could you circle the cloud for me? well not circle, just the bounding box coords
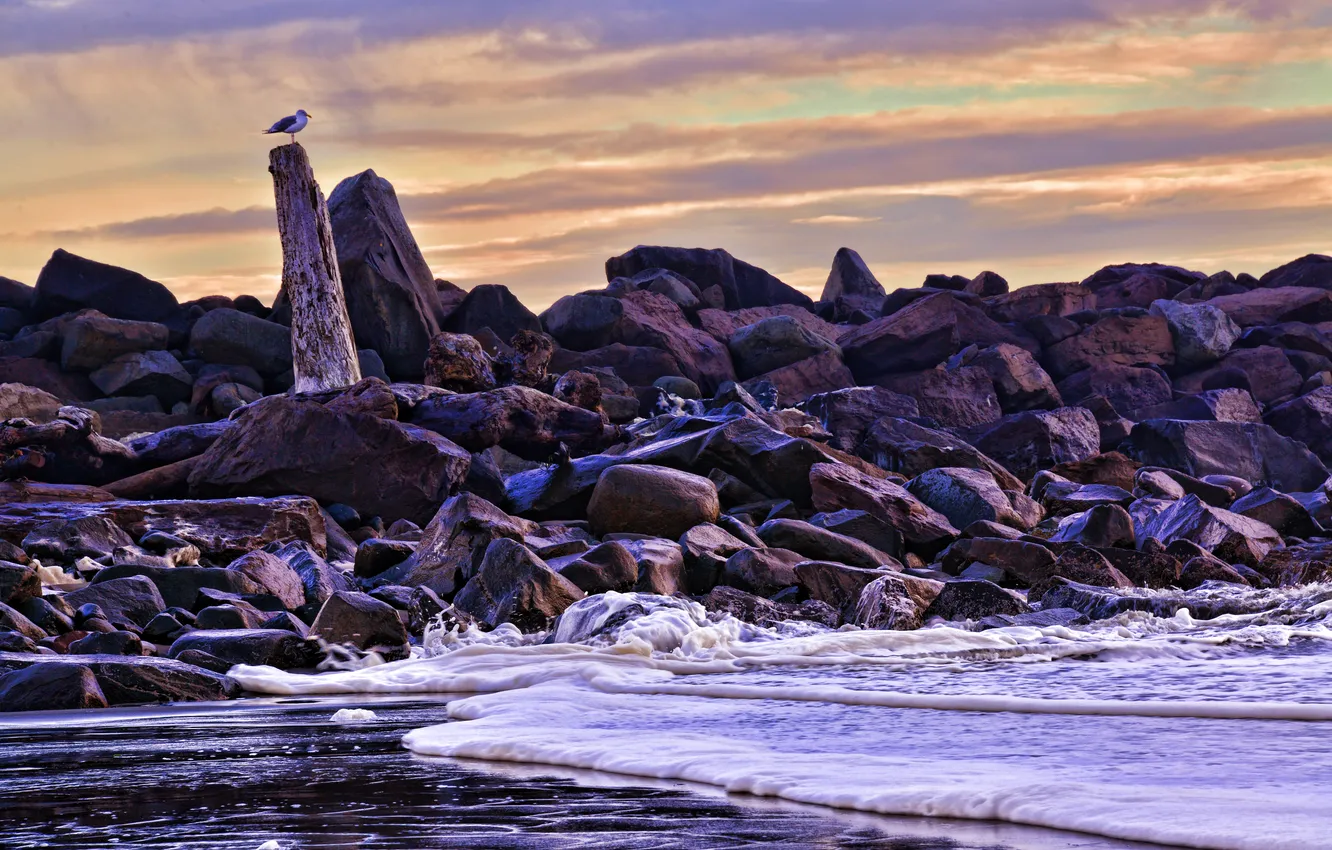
[46,206,274,240]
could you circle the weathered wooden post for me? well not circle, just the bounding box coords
[268,143,361,393]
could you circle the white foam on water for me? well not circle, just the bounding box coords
[230,589,1332,850]
[329,708,377,723]
[404,682,1331,850]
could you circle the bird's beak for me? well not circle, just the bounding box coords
[306,112,314,118]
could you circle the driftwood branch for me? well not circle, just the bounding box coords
[269,143,362,393]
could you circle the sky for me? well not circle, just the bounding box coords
[2,1,1332,311]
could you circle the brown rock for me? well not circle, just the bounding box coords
[1045,315,1175,379]
[587,465,720,540]
[423,332,495,392]
[809,462,958,556]
[878,365,1001,429]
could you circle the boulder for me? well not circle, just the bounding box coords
[618,537,688,596]
[741,349,854,406]
[0,562,39,607]
[1057,364,1173,417]
[984,281,1094,323]
[721,547,804,596]
[441,284,541,342]
[756,518,899,570]
[189,384,470,526]
[809,462,959,556]
[167,629,322,669]
[66,630,143,656]
[22,514,135,561]
[1044,314,1174,379]
[1265,386,1332,463]
[541,293,629,351]
[1130,389,1262,423]
[1049,504,1135,548]
[727,315,839,379]
[678,523,751,593]
[325,169,444,378]
[0,601,46,641]
[271,540,354,608]
[422,332,495,392]
[226,550,305,610]
[972,407,1100,480]
[548,344,682,388]
[1135,494,1283,562]
[1230,488,1321,538]
[557,541,639,594]
[188,308,292,377]
[0,383,62,422]
[1258,254,1332,290]
[822,247,887,316]
[940,536,1056,585]
[0,663,108,711]
[587,465,719,540]
[0,496,327,564]
[1149,299,1239,369]
[0,357,99,401]
[859,418,1021,491]
[701,585,840,629]
[1027,546,1134,602]
[65,576,165,630]
[969,344,1062,412]
[803,386,919,453]
[353,538,417,579]
[1126,420,1328,493]
[1204,287,1332,327]
[310,591,411,657]
[410,385,615,461]
[1172,347,1302,406]
[1084,262,1205,291]
[606,245,812,310]
[923,580,1029,622]
[906,468,1024,531]
[850,573,943,630]
[90,564,264,611]
[1096,545,1181,589]
[32,249,178,322]
[451,538,583,631]
[375,493,537,597]
[60,314,171,372]
[698,305,840,346]
[839,293,1027,382]
[877,366,1001,429]
[1087,273,1181,309]
[0,276,34,312]
[1048,452,1140,491]
[89,351,193,406]
[795,560,916,618]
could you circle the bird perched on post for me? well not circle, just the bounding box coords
[263,109,311,143]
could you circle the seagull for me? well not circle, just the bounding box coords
[262,109,311,143]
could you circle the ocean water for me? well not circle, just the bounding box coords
[225,585,1332,850]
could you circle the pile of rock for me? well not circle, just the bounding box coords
[5,168,1332,711]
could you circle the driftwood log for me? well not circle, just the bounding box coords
[268,143,362,393]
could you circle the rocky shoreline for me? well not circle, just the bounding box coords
[3,167,1332,712]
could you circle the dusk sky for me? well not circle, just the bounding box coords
[3,0,1332,310]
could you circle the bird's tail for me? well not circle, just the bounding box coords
[261,129,275,134]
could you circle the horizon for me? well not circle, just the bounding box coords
[4,1,1332,311]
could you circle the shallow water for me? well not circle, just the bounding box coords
[228,588,1332,850]
[0,697,1164,850]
